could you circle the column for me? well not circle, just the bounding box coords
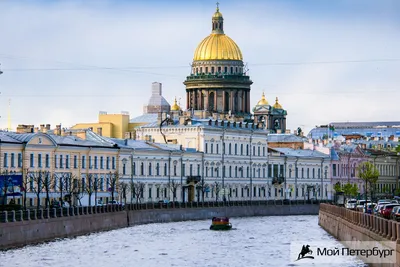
[205,90,209,111]
[222,90,226,112]
[242,91,246,112]
[199,90,203,110]
[214,90,217,111]
[230,90,234,113]
[186,91,189,110]
[247,91,250,113]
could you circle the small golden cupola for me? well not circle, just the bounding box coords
[273,97,282,109]
[257,92,269,106]
[171,97,181,111]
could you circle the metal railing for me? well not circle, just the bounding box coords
[320,203,400,242]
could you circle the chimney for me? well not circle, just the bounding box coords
[97,127,103,136]
[40,124,45,133]
[34,127,39,133]
[55,125,61,136]
[45,124,51,130]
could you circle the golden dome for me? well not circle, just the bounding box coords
[171,97,180,111]
[257,92,269,105]
[193,5,243,61]
[194,34,242,61]
[273,97,283,109]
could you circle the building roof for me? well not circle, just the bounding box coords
[0,132,22,143]
[272,147,330,158]
[129,113,158,123]
[267,134,305,143]
[308,121,400,140]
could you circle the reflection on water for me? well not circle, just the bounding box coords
[0,215,367,267]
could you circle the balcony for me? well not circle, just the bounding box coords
[185,73,252,83]
[186,176,201,184]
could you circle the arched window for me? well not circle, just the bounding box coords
[148,163,152,176]
[211,144,214,154]
[164,163,167,176]
[156,163,160,176]
[140,162,144,175]
[258,146,260,156]
[211,66,215,73]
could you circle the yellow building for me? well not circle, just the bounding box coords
[0,129,121,207]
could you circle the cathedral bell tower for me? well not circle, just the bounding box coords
[183,4,253,121]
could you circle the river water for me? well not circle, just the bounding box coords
[0,215,367,267]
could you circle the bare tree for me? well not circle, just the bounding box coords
[118,182,128,205]
[63,173,79,207]
[108,171,119,203]
[196,179,206,203]
[84,173,98,206]
[214,181,221,202]
[74,177,85,206]
[168,179,179,202]
[0,170,12,206]
[28,170,47,210]
[133,181,145,204]
[21,169,31,209]
[129,180,135,204]
[42,171,53,209]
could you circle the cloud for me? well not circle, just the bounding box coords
[0,0,399,135]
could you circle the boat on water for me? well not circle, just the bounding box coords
[210,217,232,230]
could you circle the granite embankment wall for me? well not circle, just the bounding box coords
[0,202,319,249]
[319,204,400,267]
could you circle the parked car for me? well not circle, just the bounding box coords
[392,207,400,221]
[345,199,357,210]
[366,203,376,214]
[96,200,104,206]
[381,204,400,219]
[356,200,371,212]
[374,202,390,215]
[390,206,400,220]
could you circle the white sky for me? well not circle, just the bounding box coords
[0,0,399,134]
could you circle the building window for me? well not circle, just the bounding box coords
[258,147,260,156]
[140,163,144,175]
[133,162,136,175]
[197,164,200,175]
[89,156,92,169]
[235,144,238,155]
[205,143,208,153]
[217,66,221,73]
[216,144,219,154]
[224,66,227,73]
[211,66,215,73]
[156,163,160,176]
[3,153,8,168]
[66,155,69,169]
[54,155,58,168]
[18,153,22,168]
[333,164,337,176]
[30,153,34,168]
[230,67,233,73]
[246,145,249,156]
[38,154,42,168]
[112,157,116,169]
[183,164,186,176]
[312,168,315,178]
[205,67,209,73]
[228,143,232,154]
[100,156,104,169]
[307,168,309,178]
[148,187,152,199]
[268,164,272,177]
[174,165,177,176]
[73,155,77,169]
[229,166,232,177]
[211,144,214,154]
[82,155,86,169]
[123,163,126,175]
[263,147,265,157]
[164,163,167,176]
[301,168,304,178]
[253,146,255,156]
[318,169,321,178]
[94,156,98,169]
[60,155,63,169]
[190,164,193,176]
[149,163,152,176]
[10,153,15,168]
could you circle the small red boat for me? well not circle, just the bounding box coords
[210,217,232,230]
